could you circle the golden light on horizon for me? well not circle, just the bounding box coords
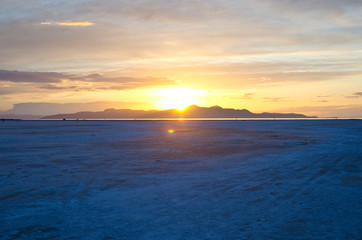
[152,87,206,110]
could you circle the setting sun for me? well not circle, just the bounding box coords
[152,87,206,110]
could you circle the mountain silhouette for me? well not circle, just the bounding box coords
[41,105,316,119]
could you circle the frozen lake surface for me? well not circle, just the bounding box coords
[1,120,361,239]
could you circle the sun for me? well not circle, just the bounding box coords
[152,87,206,110]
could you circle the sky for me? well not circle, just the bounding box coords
[0,0,361,117]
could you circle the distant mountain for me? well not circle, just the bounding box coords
[0,114,42,120]
[41,105,316,119]
[1,101,132,116]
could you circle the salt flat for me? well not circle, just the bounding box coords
[0,120,361,239]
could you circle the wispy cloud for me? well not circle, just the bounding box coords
[39,84,78,90]
[73,73,173,85]
[40,21,94,26]
[0,70,67,83]
[345,92,362,99]
[317,95,332,98]
[263,97,289,102]
[0,70,176,93]
[231,93,255,100]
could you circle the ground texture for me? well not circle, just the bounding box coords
[1,120,361,239]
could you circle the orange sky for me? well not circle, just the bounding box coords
[0,0,361,117]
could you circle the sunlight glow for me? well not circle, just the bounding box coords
[152,87,206,110]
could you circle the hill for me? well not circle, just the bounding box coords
[41,105,316,119]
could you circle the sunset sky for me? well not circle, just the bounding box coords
[1,0,361,117]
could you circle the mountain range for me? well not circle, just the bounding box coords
[40,105,316,119]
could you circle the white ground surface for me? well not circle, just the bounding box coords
[0,120,361,239]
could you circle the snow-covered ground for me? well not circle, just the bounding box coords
[1,120,361,239]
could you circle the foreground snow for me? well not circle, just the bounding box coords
[0,120,361,239]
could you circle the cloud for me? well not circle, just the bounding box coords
[0,69,174,84]
[73,73,173,85]
[2,101,145,115]
[263,97,289,102]
[39,84,77,90]
[0,70,176,93]
[231,93,255,100]
[0,70,67,83]
[1,0,362,74]
[0,87,17,95]
[40,21,94,26]
[345,92,362,98]
[81,0,223,23]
